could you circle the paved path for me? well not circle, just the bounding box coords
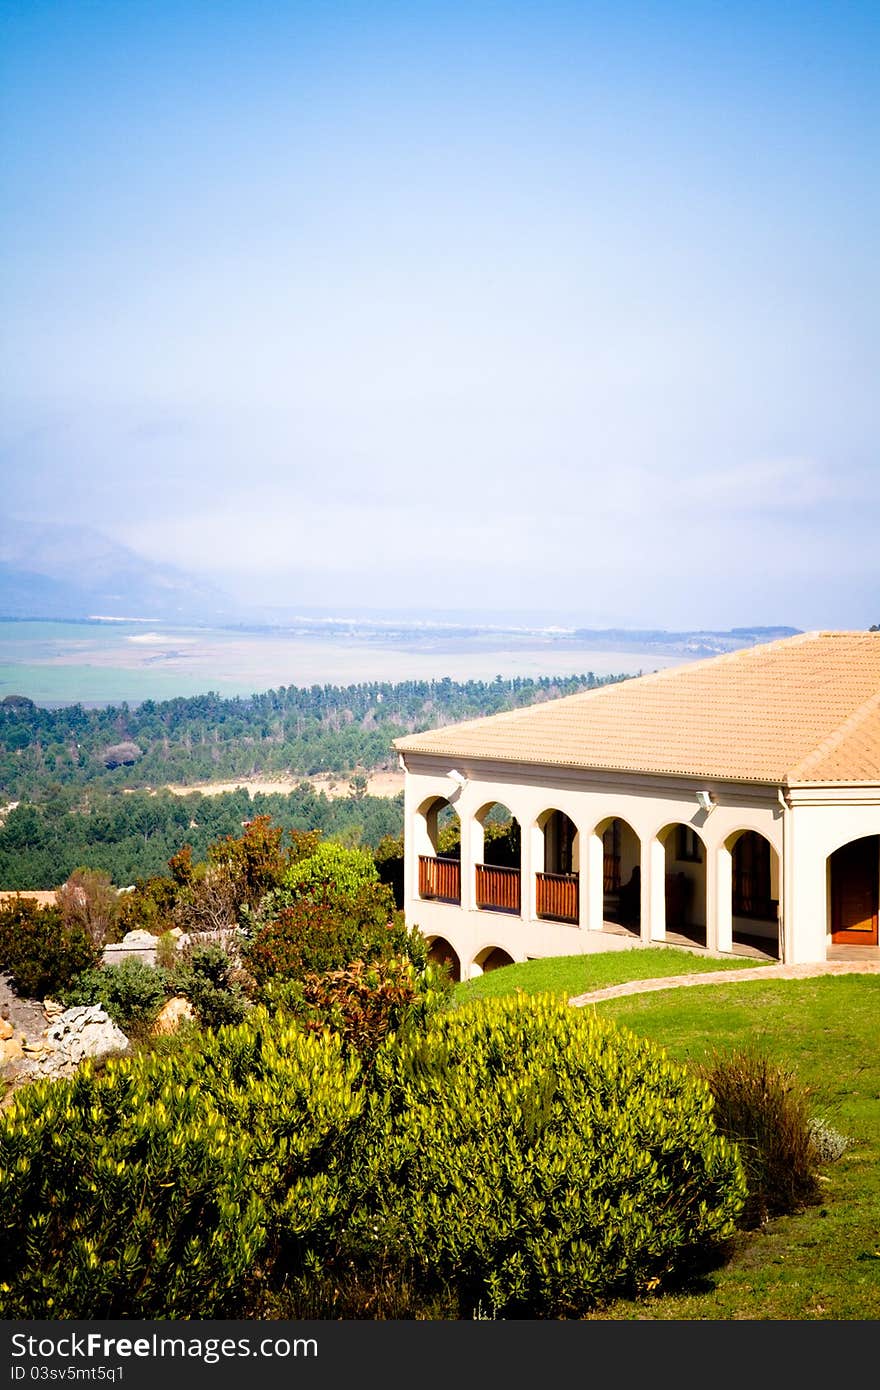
[568,959,880,1008]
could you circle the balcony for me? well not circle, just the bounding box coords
[536,870,579,925]
[418,854,461,904]
[475,863,521,914]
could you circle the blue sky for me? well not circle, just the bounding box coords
[2,0,878,628]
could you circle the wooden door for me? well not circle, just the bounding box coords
[831,836,879,944]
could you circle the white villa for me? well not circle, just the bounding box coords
[394,631,880,980]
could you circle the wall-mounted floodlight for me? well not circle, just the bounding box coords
[447,768,468,789]
[695,790,716,815]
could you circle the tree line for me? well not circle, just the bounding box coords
[0,672,626,802]
[0,784,404,890]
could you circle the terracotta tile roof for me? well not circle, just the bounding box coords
[394,631,880,785]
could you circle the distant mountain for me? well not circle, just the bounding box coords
[0,520,233,622]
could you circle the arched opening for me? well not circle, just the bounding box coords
[474,803,521,914]
[660,823,707,947]
[472,945,516,976]
[536,809,579,924]
[828,835,879,946]
[594,816,641,934]
[416,796,461,904]
[426,935,461,983]
[729,830,780,957]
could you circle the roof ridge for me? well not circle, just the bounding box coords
[786,687,880,781]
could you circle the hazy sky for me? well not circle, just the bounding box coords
[2,0,878,628]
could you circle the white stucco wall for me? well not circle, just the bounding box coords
[785,787,880,964]
[402,754,791,979]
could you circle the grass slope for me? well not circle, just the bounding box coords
[452,946,767,1008]
[589,975,880,1319]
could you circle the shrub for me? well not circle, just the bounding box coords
[245,881,424,989]
[0,1011,364,1318]
[116,873,178,937]
[59,957,171,1035]
[697,1051,821,1228]
[354,995,746,1317]
[0,897,98,999]
[173,944,250,1030]
[279,841,379,901]
[56,868,121,948]
[295,959,450,1065]
[808,1116,851,1164]
[373,834,404,909]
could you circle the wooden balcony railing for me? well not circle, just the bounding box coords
[603,853,621,893]
[536,871,579,925]
[475,863,521,914]
[418,855,461,904]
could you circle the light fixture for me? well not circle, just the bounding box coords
[447,768,468,789]
[695,790,716,815]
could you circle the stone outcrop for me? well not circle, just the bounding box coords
[151,996,195,1036]
[16,1005,129,1080]
[103,929,159,966]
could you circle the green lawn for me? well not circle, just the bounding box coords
[454,955,880,1320]
[588,975,880,1319]
[452,945,767,1007]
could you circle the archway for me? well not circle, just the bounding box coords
[659,822,707,947]
[471,945,516,976]
[536,809,579,924]
[592,816,641,933]
[426,935,461,983]
[416,795,461,904]
[828,835,879,946]
[729,829,780,957]
[474,803,521,914]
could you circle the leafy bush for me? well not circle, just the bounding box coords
[173,944,250,1030]
[59,957,171,1034]
[697,1051,821,1227]
[295,959,450,1065]
[354,995,746,1317]
[0,1011,364,1318]
[279,841,379,901]
[0,897,98,999]
[245,881,424,988]
[373,834,404,908]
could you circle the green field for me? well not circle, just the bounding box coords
[452,946,767,1007]
[455,957,880,1320]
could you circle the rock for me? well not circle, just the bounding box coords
[0,1035,22,1064]
[121,929,158,948]
[25,1005,129,1080]
[42,998,63,1020]
[0,1018,13,1041]
[151,996,195,1036]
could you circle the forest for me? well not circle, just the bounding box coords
[0,671,626,888]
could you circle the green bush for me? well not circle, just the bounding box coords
[697,1051,821,1227]
[245,881,425,988]
[373,834,404,909]
[0,1011,363,1318]
[173,944,249,1030]
[294,959,450,1065]
[59,957,170,1034]
[355,995,746,1317]
[0,897,98,999]
[279,841,379,901]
